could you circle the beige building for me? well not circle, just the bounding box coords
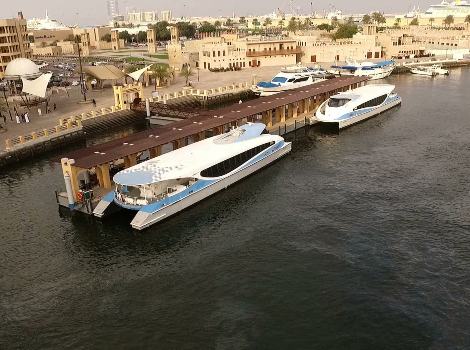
[30,28,73,45]
[0,13,32,78]
[160,10,172,22]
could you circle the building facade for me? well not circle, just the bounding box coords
[0,13,32,78]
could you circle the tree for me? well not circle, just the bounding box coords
[302,17,312,29]
[287,17,298,32]
[362,14,372,24]
[443,15,454,27]
[278,19,285,29]
[199,21,216,33]
[239,16,247,25]
[119,30,132,43]
[410,18,419,26]
[180,65,194,86]
[331,16,339,27]
[317,23,334,32]
[252,18,260,29]
[136,31,147,43]
[394,18,402,28]
[371,12,386,25]
[101,33,112,42]
[225,18,233,28]
[214,20,222,29]
[149,21,171,41]
[150,64,170,89]
[176,22,196,38]
[333,23,358,40]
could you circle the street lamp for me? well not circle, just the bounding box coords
[75,35,87,101]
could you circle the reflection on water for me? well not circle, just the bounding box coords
[1,69,470,349]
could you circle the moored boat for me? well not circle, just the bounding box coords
[410,66,437,76]
[93,123,292,230]
[329,59,395,80]
[251,65,329,96]
[313,84,402,129]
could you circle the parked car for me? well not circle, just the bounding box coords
[71,80,80,86]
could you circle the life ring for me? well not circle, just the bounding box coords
[76,191,84,202]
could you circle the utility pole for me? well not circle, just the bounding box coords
[75,35,87,101]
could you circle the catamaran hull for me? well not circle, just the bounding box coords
[315,96,402,129]
[129,142,292,230]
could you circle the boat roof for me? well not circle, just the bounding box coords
[332,60,394,70]
[113,123,282,186]
[330,84,395,101]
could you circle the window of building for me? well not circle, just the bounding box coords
[200,142,274,178]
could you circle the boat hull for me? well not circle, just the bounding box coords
[315,95,402,129]
[129,142,292,230]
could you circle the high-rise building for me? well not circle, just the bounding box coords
[0,12,32,78]
[160,10,172,22]
[107,0,120,19]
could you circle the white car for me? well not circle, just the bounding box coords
[71,81,80,86]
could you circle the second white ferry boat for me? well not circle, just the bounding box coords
[329,59,395,80]
[93,123,291,230]
[252,65,328,96]
[314,84,402,129]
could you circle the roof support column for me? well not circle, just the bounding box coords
[98,163,112,189]
[149,146,161,159]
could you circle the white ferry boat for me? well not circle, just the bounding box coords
[314,84,402,129]
[329,59,395,80]
[252,65,328,96]
[93,123,291,230]
[410,66,437,76]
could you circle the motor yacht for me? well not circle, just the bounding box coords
[430,64,449,75]
[410,66,437,76]
[313,84,402,129]
[252,65,328,96]
[329,59,395,80]
[93,123,291,230]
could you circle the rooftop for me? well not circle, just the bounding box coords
[64,76,368,169]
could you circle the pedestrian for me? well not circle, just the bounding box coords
[15,114,20,123]
[53,103,57,111]
[2,114,6,124]
[92,99,96,107]
[37,107,42,116]
[21,113,25,123]
[24,112,30,123]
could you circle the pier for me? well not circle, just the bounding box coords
[56,76,368,213]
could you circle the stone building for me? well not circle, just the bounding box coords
[0,12,32,78]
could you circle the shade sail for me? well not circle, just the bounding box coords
[82,65,126,80]
[21,73,52,98]
[128,65,151,81]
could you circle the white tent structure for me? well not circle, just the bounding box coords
[128,65,151,81]
[4,58,42,80]
[21,73,52,98]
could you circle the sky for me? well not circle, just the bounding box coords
[6,0,436,26]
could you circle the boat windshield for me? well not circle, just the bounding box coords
[328,98,351,107]
[272,77,288,83]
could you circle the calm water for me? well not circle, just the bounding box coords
[1,70,470,349]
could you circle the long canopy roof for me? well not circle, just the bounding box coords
[82,65,125,81]
[64,76,368,169]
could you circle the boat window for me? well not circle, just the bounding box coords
[354,94,388,110]
[272,77,288,83]
[294,76,309,83]
[328,98,351,107]
[200,142,275,178]
[287,78,295,82]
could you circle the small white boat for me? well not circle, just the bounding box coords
[329,59,395,80]
[93,123,291,230]
[430,64,449,75]
[314,84,402,129]
[410,66,437,76]
[252,65,327,96]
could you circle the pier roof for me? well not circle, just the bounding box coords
[64,76,368,169]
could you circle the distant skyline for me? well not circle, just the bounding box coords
[6,0,437,26]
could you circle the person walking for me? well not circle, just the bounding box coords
[53,103,57,111]
[24,112,30,123]
[15,114,20,124]
[92,99,96,107]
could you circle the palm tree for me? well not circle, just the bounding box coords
[465,15,470,28]
[278,19,285,29]
[150,64,170,89]
[287,17,298,32]
[443,15,454,27]
[362,14,372,24]
[214,20,222,29]
[180,65,194,86]
[263,17,272,28]
[371,12,386,25]
[225,18,233,28]
[252,18,260,30]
